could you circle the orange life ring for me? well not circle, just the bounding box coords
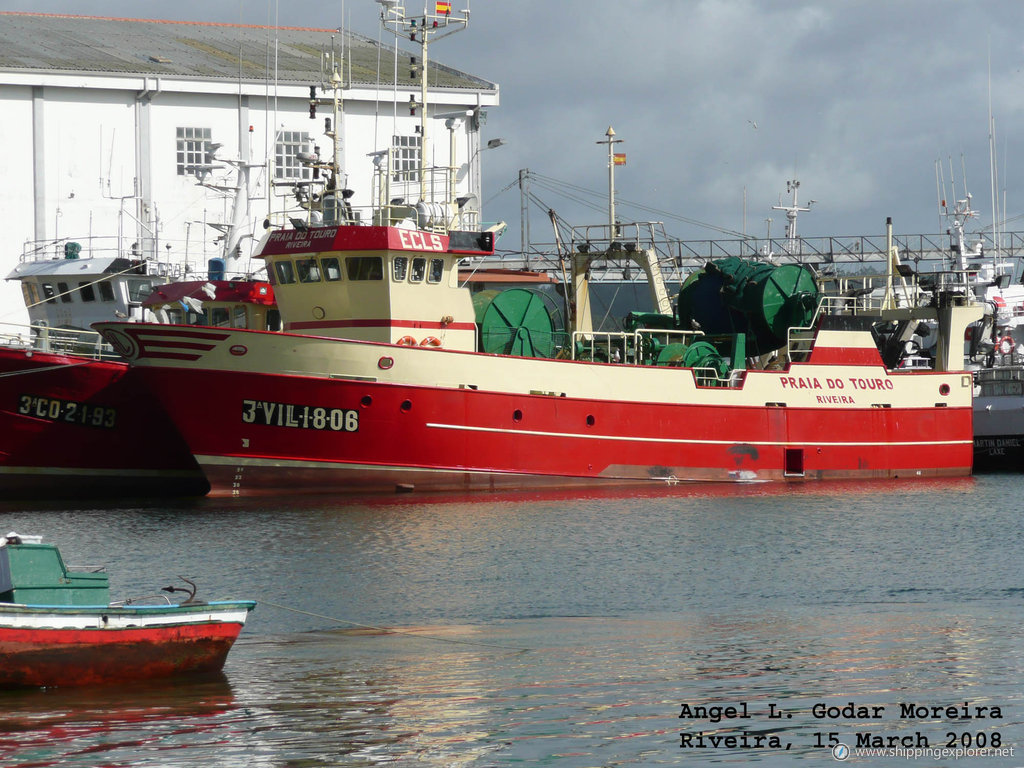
[419,336,442,348]
[396,335,417,346]
[999,335,1014,355]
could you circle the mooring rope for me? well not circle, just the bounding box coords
[260,599,530,653]
[0,360,97,378]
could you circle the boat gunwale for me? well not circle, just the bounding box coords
[0,599,256,615]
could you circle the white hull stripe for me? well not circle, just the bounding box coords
[0,609,251,631]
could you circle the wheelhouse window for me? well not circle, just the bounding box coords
[321,257,342,281]
[57,282,73,303]
[392,134,421,182]
[296,258,322,283]
[233,306,248,328]
[210,307,230,327]
[274,261,296,284]
[410,257,426,282]
[127,278,157,303]
[427,258,444,284]
[176,127,214,176]
[275,131,313,181]
[393,256,409,282]
[347,256,383,281]
[78,282,95,302]
[41,283,56,304]
[98,281,116,302]
[21,283,38,307]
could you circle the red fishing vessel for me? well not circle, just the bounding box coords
[95,4,981,497]
[0,533,254,688]
[95,230,980,497]
[0,278,276,498]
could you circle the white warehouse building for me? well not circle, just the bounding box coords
[0,11,499,325]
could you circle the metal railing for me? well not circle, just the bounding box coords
[569,328,745,387]
[573,329,702,365]
[482,228,1024,277]
[0,322,119,360]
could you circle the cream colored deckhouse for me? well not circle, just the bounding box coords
[0,12,498,324]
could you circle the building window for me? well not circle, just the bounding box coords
[176,127,213,176]
[392,134,421,182]
[275,131,312,180]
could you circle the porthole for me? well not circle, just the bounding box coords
[513,409,523,423]
[586,414,595,427]
[361,395,373,407]
[400,399,412,412]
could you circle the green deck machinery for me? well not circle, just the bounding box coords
[675,257,820,357]
[473,288,565,358]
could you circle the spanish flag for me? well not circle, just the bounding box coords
[613,153,627,166]
[436,1,452,13]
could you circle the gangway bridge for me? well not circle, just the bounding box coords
[470,223,1024,286]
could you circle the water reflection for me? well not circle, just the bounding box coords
[0,676,236,768]
[0,474,1021,766]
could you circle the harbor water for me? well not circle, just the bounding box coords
[1,474,1022,766]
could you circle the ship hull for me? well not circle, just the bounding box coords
[973,438,1024,471]
[973,415,1024,471]
[0,601,254,688]
[971,368,1024,471]
[0,346,209,498]
[98,323,975,497]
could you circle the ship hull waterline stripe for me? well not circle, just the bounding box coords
[421,421,972,448]
[198,455,775,482]
[197,436,972,472]
[196,456,968,488]
[0,466,203,479]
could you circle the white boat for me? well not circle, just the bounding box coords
[0,533,254,688]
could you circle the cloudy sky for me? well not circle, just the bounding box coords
[6,0,1024,249]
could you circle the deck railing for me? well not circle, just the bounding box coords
[0,322,119,361]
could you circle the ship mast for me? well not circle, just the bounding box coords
[772,179,814,254]
[379,1,469,206]
[596,126,623,238]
